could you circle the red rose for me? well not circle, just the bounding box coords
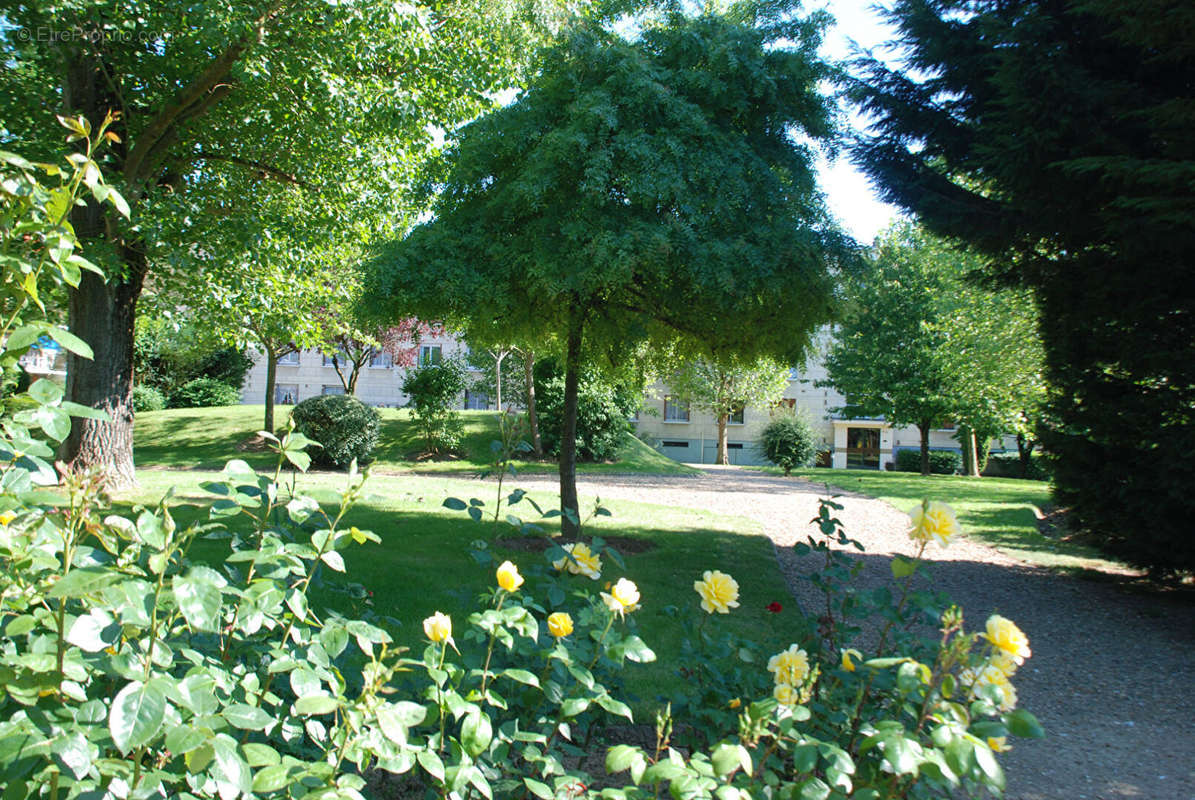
[766,601,783,613]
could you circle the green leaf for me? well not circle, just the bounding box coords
[4,325,42,352]
[109,680,167,754]
[294,694,338,716]
[561,697,590,717]
[51,732,92,780]
[461,709,493,757]
[417,750,445,783]
[165,725,207,755]
[1004,709,1045,739]
[242,742,281,767]
[376,705,409,746]
[890,556,917,578]
[46,326,93,359]
[443,497,467,510]
[223,703,273,731]
[389,701,428,727]
[524,778,554,799]
[500,668,540,687]
[173,567,224,632]
[606,745,642,774]
[595,694,633,720]
[252,764,293,794]
[28,378,63,405]
[49,567,119,599]
[711,743,752,778]
[66,612,118,652]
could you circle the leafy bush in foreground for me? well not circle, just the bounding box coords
[131,384,167,412]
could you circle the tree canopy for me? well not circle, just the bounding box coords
[845,0,1195,570]
[368,4,853,533]
[824,223,1043,475]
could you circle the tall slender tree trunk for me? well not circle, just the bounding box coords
[717,413,730,465]
[960,425,980,477]
[60,262,144,488]
[1016,432,1033,478]
[918,420,931,477]
[523,349,542,457]
[559,319,583,539]
[263,350,278,434]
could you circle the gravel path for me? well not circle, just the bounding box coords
[515,466,1195,800]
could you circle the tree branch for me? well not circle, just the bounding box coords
[190,152,315,189]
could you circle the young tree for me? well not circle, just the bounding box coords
[323,319,430,396]
[0,1,573,485]
[369,6,849,536]
[823,223,1043,476]
[668,355,791,465]
[846,0,1195,570]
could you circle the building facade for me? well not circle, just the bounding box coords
[239,330,1013,469]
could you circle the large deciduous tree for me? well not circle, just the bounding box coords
[368,4,851,536]
[823,223,1043,476]
[668,355,791,465]
[0,0,569,486]
[845,0,1195,571]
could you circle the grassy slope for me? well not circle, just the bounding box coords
[775,467,1127,574]
[123,470,803,707]
[135,406,697,476]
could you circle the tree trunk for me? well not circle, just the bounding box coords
[717,413,729,465]
[263,349,278,434]
[524,349,542,457]
[60,264,144,488]
[918,420,931,476]
[559,320,583,539]
[961,425,980,477]
[347,358,363,395]
[1016,432,1033,478]
[493,349,508,410]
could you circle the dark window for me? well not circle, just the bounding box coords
[662,440,688,448]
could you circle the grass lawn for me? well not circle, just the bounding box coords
[122,469,803,711]
[756,466,1128,575]
[135,405,697,476]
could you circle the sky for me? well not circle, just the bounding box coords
[813,0,904,244]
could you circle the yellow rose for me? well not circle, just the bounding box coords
[908,500,961,547]
[601,577,640,616]
[0,510,15,526]
[547,612,574,638]
[496,560,524,592]
[552,542,602,580]
[767,644,810,687]
[841,648,862,673]
[422,611,453,644]
[987,736,1011,753]
[988,652,1018,678]
[727,697,741,709]
[772,682,801,706]
[693,569,740,614]
[960,664,1019,712]
[983,614,1031,665]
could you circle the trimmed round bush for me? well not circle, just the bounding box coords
[167,377,240,408]
[895,448,963,475]
[534,359,639,462]
[760,414,817,475]
[132,385,166,412]
[291,394,380,469]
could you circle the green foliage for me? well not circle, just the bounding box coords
[534,358,640,462]
[760,415,819,476]
[983,453,1052,482]
[291,394,381,469]
[847,0,1194,572]
[403,359,468,455]
[896,449,963,476]
[167,377,241,409]
[131,385,166,412]
[134,317,252,398]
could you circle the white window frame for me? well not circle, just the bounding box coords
[278,351,300,366]
[663,396,690,423]
[728,405,745,425]
[420,345,442,366]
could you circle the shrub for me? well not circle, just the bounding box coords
[534,358,640,461]
[983,452,1052,481]
[896,447,963,474]
[291,393,381,468]
[402,358,467,454]
[131,384,166,411]
[760,414,818,475]
[135,316,253,398]
[167,376,241,408]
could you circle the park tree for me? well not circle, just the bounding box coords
[668,354,791,465]
[322,318,432,397]
[846,0,1195,571]
[0,0,576,486]
[824,223,1043,476]
[368,4,850,536]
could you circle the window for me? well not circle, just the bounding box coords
[662,440,688,448]
[464,390,488,410]
[663,396,689,422]
[322,350,349,367]
[728,405,745,425]
[420,345,442,366]
[278,351,300,366]
[321,385,345,396]
[274,384,299,405]
[369,351,393,368]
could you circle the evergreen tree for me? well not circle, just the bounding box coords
[846,0,1195,572]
